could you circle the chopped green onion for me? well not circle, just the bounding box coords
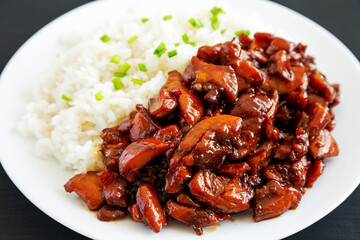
[210,7,225,16]
[163,15,172,21]
[209,7,225,31]
[114,72,126,77]
[131,78,143,86]
[61,94,72,102]
[100,34,111,42]
[221,29,226,35]
[110,55,121,64]
[141,18,149,23]
[138,63,147,72]
[235,30,251,37]
[95,90,103,101]
[153,42,167,58]
[168,49,178,58]
[210,16,220,30]
[119,62,131,74]
[182,33,189,43]
[112,77,124,90]
[182,33,195,46]
[127,36,138,44]
[174,42,180,47]
[188,18,204,28]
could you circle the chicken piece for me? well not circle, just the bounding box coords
[196,44,222,65]
[273,129,309,161]
[307,102,331,137]
[268,50,294,81]
[129,104,161,142]
[248,37,269,64]
[64,172,104,211]
[98,172,128,207]
[153,124,182,143]
[238,33,253,49]
[97,206,126,221]
[148,89,177,119]
[128,204,142,222]
[285,90,308,109]
[184,56,239,102]
[150,70,203,127]
[306,159,325,187]
[229,88,279,159]
[101,126,130,172]
[309,129,339,158]
[136,184,168,233]
[253,180,302,222]
[290,156,311,187]
[254,32,275,44]
[246,140,275,175]
[164,165,193,194]
[261,66,306,94]
[169,115,243,171]
[165,200,230,235]
[266,37,294,55]
[119,138,170,182]
[220,38,265,86]
[307,93,328,108]
[188,170,254,213]
[310,70,336,103]
[262,156,310,188]
[176,193,201,208]
[214,162,251,178]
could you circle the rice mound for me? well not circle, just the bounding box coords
[18,8,285,173]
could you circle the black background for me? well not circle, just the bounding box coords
[0,0,359,239]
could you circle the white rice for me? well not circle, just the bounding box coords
[18,7,287,173]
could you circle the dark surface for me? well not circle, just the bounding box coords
[0,0,359,239]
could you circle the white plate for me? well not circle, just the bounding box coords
[0,0,359,239]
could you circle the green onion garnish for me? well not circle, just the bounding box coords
[110,55,121,64]
[141,18,149,23]
[188,18,204,28]
[127,36,138,44]
[61,94,72,102]
[168,49,178,58]
[235,30,251,37]
[174,42,180,47]
[112,77,124,90]
[119,62,131,74]
[209,7,225,31]
[95,90,103,101]
[221,29,226,35]
[138,63,147,72]
[182,33,195,46]
[210,16,220,30]
[114,72,126,77]
[153,42,167,58]
[210,6,225,16]
[100,34,111,42]
[182,33,189,43]
[163,15,172,21]
[131,78,143,86]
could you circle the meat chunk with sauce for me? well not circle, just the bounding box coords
[229,88,279,159]
[184,56,239,102]
[64,172,104,211]
[136,184,168,233]
[165,199,229,235]
[150,70,203,127]
[188,170,254,213]
[253,180,302,222]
